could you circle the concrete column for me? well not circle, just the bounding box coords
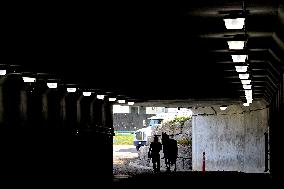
[62,92,81,132]
[102,99,113,128]
[0,74,25,130]
[282,73,284,104]
[42,89,66,131]
[76,95,95,129]
[90,98,103,127]
[139,106,146,114]
[24,80,49,131]
[192,102,268,173]
[0,74,33,180]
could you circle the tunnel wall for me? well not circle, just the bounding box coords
[192,102,268,173]
[0,75,114,186]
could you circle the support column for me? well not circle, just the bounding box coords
[24,80,48,132]
[90,97,103,127]
[62,92,81,133]
[77,95,95,129]
[0,74,25,132]
[0,74,30,179]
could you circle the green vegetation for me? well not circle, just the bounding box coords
[113,132,134,145]
[177,138,192,146]
[167,116,191,125]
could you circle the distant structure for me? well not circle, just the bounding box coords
[112,106,192,131]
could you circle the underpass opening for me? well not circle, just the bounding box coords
[112,99,273,186]
[112,104,193,180]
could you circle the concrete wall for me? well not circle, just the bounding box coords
[192,101,268,173]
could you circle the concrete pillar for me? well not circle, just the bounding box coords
[99,99,114,182]
[139,106,146,114]
[42,88,66,132]
[77,95,95,129]
[282,73,284,104]
[0,74,35,180]
[0,74,25,130]
[90,98,103,127]
[62,92,81,133]
[102,99,113,128]
[24,80,49,131]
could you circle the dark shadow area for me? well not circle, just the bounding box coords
[113,171,272,188]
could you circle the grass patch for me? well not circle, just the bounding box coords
[113,132,134,145]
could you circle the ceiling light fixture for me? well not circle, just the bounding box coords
[128,101,135,105]
[67,88,76,93]
[223,18,245,29]
[22,77,36,83]
[239,73,249,80]
[109,97,117,102]
[243,102,250,106]
[97,95,105,100]
[83,92,92,96]
[227,41,245,49]
[246,98,253,104]
[242,84,251,90]
[235,66,248,72]
[231,55,248,62]
[118,100,125,104]
[0,70,6,75]
[241,79,251,85]
[220,105,227,111]
[47,82,57,89]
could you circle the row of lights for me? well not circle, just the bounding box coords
[0,66,135,106]
[223,14,253,107]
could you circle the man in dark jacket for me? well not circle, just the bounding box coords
[149,135,162,172]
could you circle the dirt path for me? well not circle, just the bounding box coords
[113,145,152,179]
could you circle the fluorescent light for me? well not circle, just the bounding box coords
[118,100,125,104]
[22,77,36,83]
[231,55,248,62]
[220,105,227,111]
[0,70,6,75]
[128,101,134,105]
[109,97,117,102]
[47,82,57,89]
[243,102,250,106]
[227,41,245,49]
[223,18,245,29]
[239,73,249,80]
[235,66,248,72]
[245,90,252,98]
[246,98,253,103]
[245,89,252,94]
[243,84,251,90]
[67,88,76,92]
[97,95,104,100]
[246,95,253,100]
[241,80,251,85]
[83,92,92,96]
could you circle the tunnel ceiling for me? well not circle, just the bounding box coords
[2,1,284,103]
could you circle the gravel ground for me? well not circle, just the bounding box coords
[113,145,153,179]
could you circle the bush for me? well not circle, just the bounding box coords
[177,138,192,146]
[167,116,191,125]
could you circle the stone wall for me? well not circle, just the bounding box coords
[137,119,192,171]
